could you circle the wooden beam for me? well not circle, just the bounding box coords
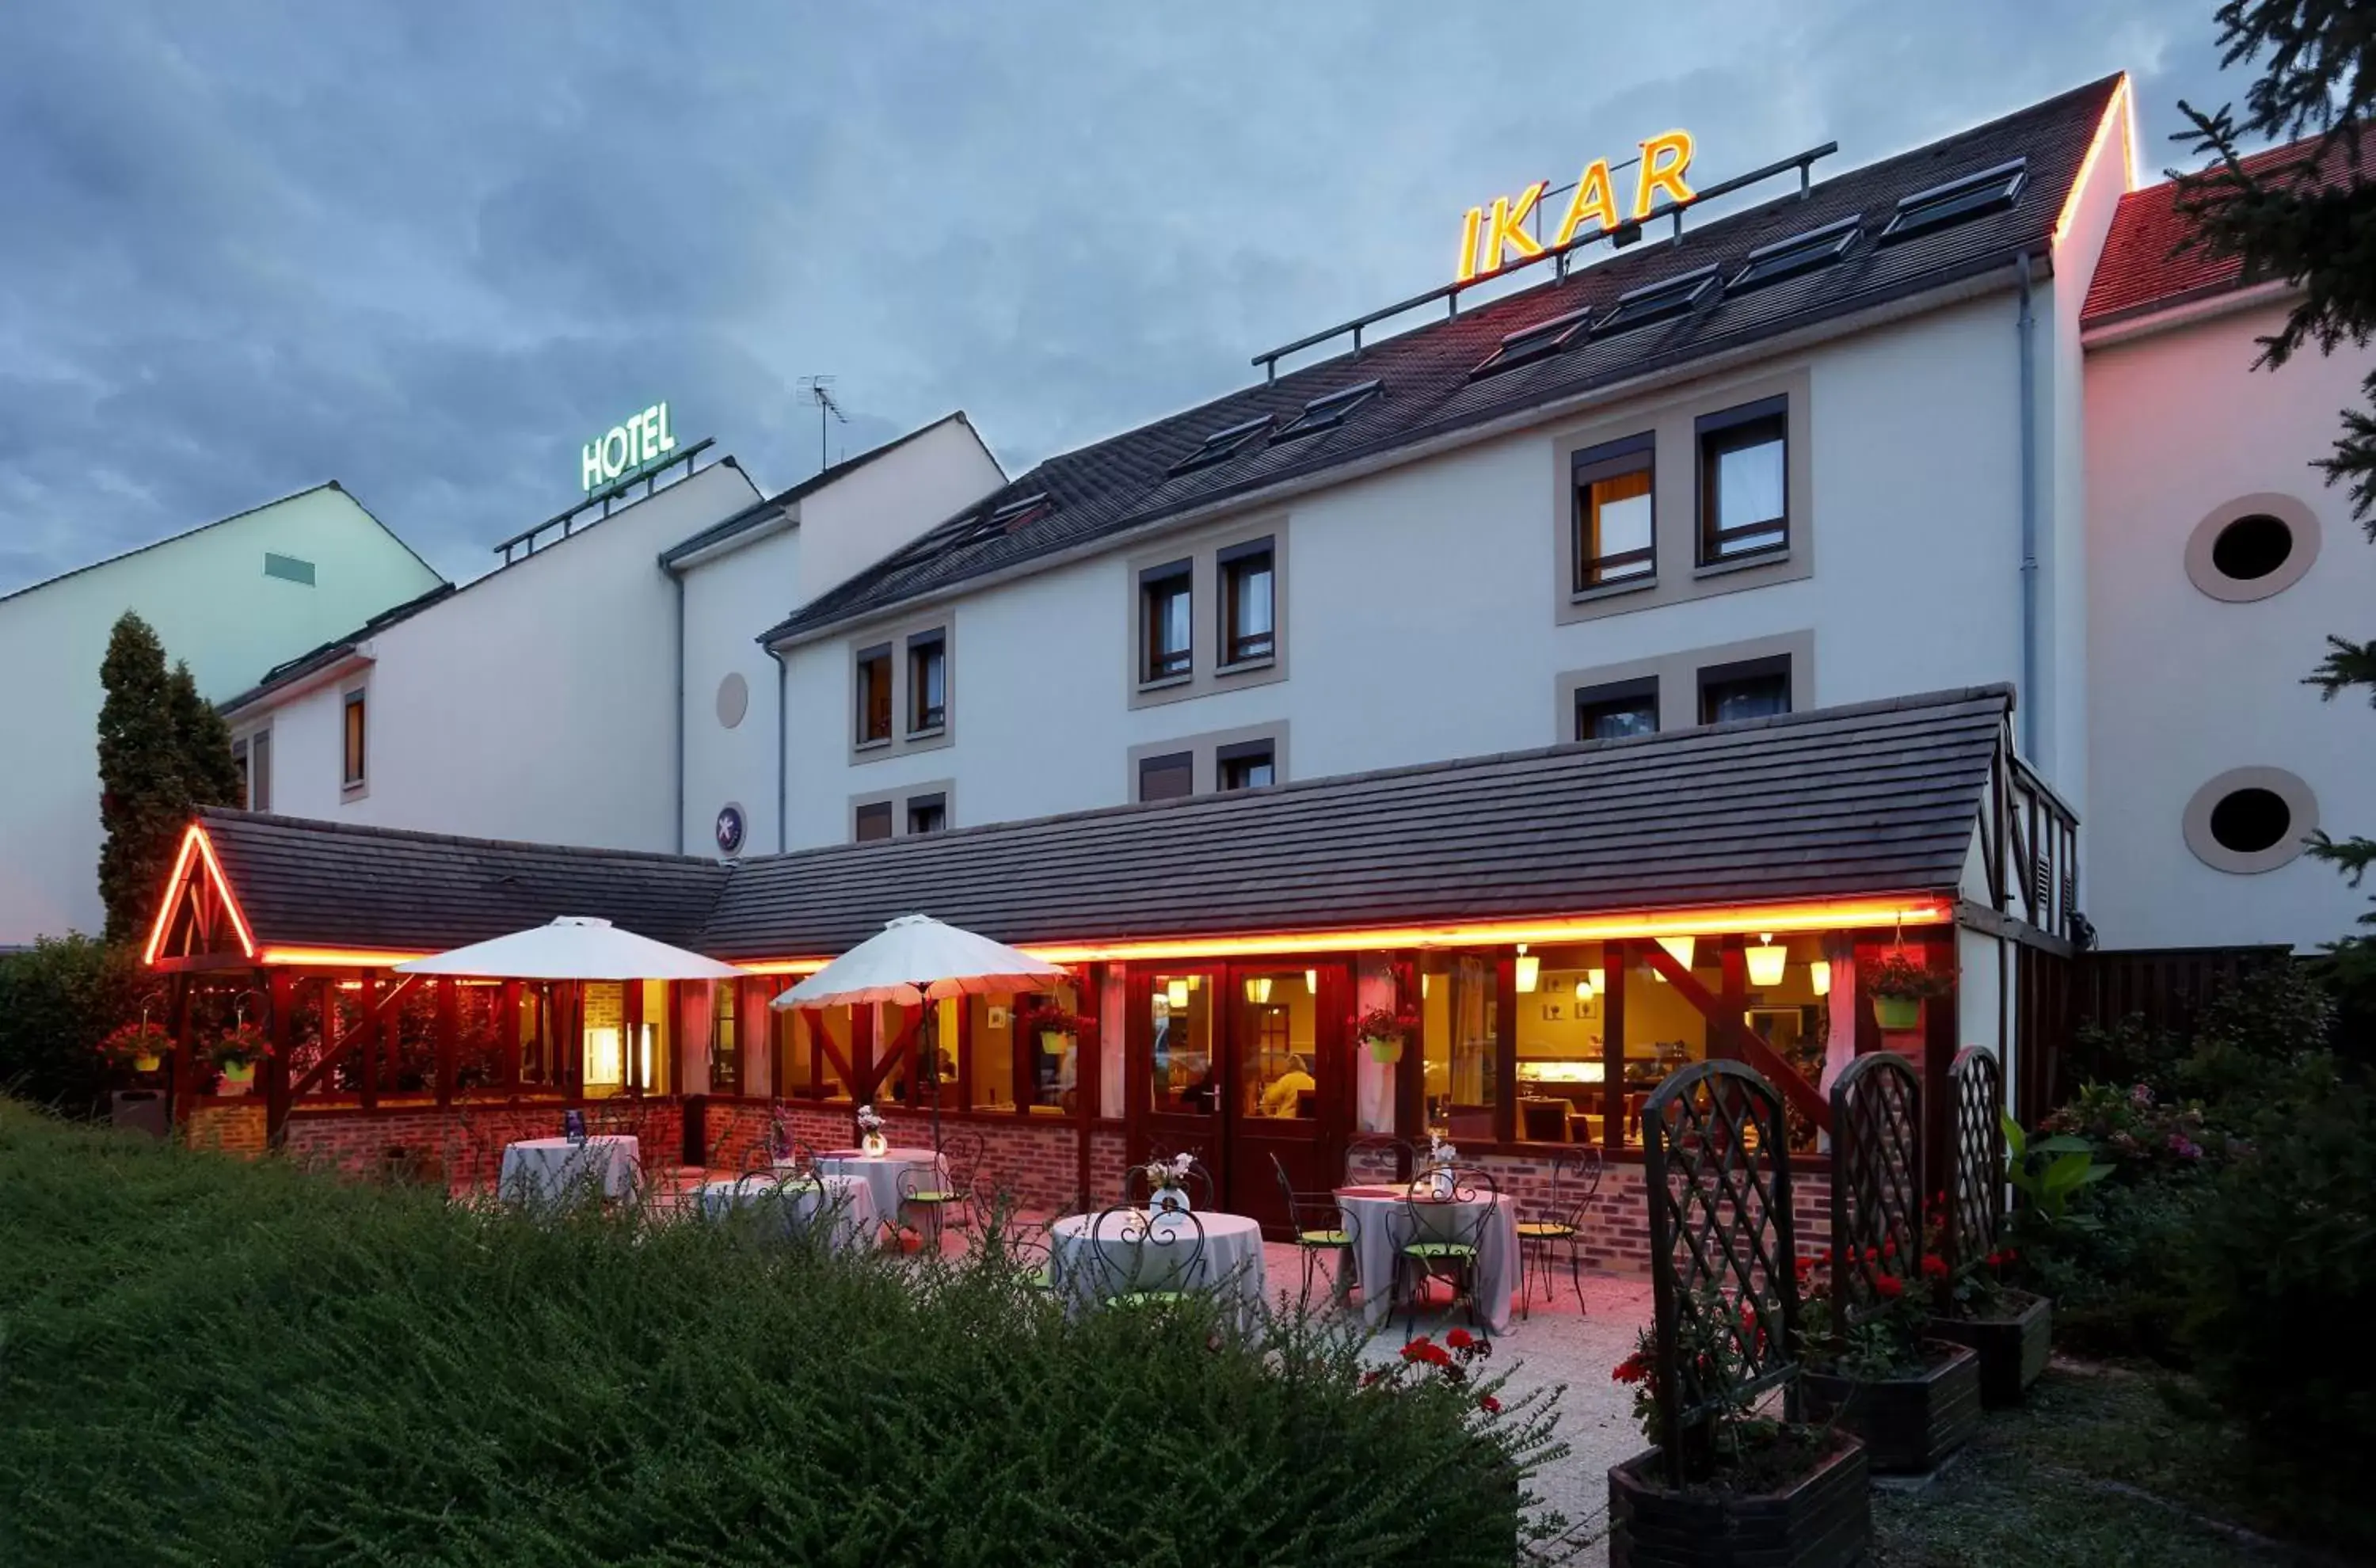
[1601,942,1628,1151]
[434,976,458,1108]
[1954,898,2074,959]
[1493,952,1517,1146]
[288,973,421,1100]
[265,970,294,1147]
[1639,942,1831,1133]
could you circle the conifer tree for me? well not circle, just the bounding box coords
[94,618,242,942]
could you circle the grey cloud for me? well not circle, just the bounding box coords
[0,0,2242,594]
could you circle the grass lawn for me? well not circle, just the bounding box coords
[1871,1360,2336,1566]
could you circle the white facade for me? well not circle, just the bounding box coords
[2084,291,2376,950]
[0,484,443,942]
[230,418,1003,862]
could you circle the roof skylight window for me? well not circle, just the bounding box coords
[1167,414,1274,475]
[1271,379,1384,443]
[1469,306,1594,380]
[1729,215,1863,291]
[950,491,1051,547]
[1594,265,1722,333]
[1879,158,2027,243]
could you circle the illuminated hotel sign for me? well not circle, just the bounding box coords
[1456,131,1697,283]
[581,402,678,493]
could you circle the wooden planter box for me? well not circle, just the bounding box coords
[1801,1341,1981,1475]
[1929,1290,2052,1407]
[1609,1431,1868,1568]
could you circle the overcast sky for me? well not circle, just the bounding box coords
[0,2,2234,593]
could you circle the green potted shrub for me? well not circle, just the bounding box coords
[1350,1004,1418,1065]
[1863,949,1949,1032]
[1795,1249,1981,1475]
[97,1019,171,1075]
[208,1023,272,1096]
[1607,1286,1869,1566]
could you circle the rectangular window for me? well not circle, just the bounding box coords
[1573,432,1656,591]
[907,630,946,733]
[1150,973,1214,1114]
[1219,539,1274,666]
[712,986,742,1097]
[1699,655,1792,725]
[855,801,893,842]
[907,792,946,835]
[341,690,366,789]
[261,551,316,586]
[232,737,249,806]
[1697,397,1788,564]
[1574,677,1660,742]
[1422,954,1499,1131]
[249,730,270,810]
[1139,751,1194,802]
[1140,562,1192,683]
[1217,739,1275,791]
[855,643,893,744]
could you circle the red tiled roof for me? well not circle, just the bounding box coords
[2083,133,2343,325]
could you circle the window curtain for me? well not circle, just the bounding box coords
[1354,955,1396,1133]
[1821,937,1856,1094]
[680,981,714,1098]
[1452,955,1491,1106]
[1719,440,1786,527]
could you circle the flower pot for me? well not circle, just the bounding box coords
[216,1061,255,1095]
[1609,1429,1868,1568]
[1871,995,1923,1031]
[860,1132,888,1158]
[1929,1290,2051,1407]
[1426,1166,1455,1201]
[132,1052,162,1073]
[1038,1029,1072,1056]
[1149,1185,1191,1232]
[1365,1036,1403,1065]
[1799,1341,1982,1475]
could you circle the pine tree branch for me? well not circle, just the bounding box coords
[2308,829,2376,887]
[2306,634,2376,702]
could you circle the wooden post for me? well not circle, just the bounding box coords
[166,974,192,1130]
[1601,942,1628,1151]
[1076,964,1101,1208]
[1493,951,1517,1146]
[266,969,294,1147]
[623,980,645,1096]
[434,976,459,1108]
[1922,930,1959,1204]
[499,980,522,1090]
[1394,951,1424,1142]
[356,969,379,1111]
[1716,937,1748,1060]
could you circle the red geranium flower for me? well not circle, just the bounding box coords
[1400,1338,1435,1363]
[1875,1275,1906,1300]
[1920,1254,1949,1280]
[1612,1352,1650,1384]
[1361,1368,1385,1387]
[1881,1238,1897,1258]
[1445,1327,1475,1351]
[1479,1394,1502,1414]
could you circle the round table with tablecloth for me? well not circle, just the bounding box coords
[1047,1208,1266,1322]
[499,1136,640,1208]
[697,1170,879,1252]
[1335,1183,1520,1334]
[814,1147,950,1230]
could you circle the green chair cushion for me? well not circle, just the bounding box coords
[1295,1228,1354,1247]
[905,1190,961,1205]
[1516,1221,1576,1239]
[1401,1241,1477,1259]
[1023,1266,1055,1292]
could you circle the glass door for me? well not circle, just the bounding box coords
[1138,968,1225,1207]
[1223,961,1344,1230]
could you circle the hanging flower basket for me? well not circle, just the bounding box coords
[1365,1035,1403,1064]
[208,1023,273,1094]
[1873,995,1923,1031]
[97,1020,171,1076]
[1350,1005,1418,1067]
[215,1061,256,1095]
[1865,949,1951,1033]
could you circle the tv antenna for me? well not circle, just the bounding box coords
[798,375,847,471]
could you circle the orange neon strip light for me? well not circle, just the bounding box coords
[2052,73,2134,249]
[256,946,433,969]
[142,824,258,965]
[727,896,1953,975]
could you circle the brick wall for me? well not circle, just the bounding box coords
[697,1100,1095,1213]
[181,1098,266,1157]
[280,1100,680,1186]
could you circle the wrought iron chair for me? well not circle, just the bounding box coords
[1396,1165,1500,1338]
[1270,1153,1357,1311]
[1516,1148,1601,1319]
[1342,1135,1415,1187]
[1082,1204,1209,1310]
[898,1129,983,1250]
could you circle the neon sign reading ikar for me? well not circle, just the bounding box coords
[1456,130,1696,283]
[582,402,678,493]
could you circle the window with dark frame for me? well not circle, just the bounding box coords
[1168,414,1273,475]
[907,630,946,733]
[233,737,249,807]
[1470,306,1591,379]
[906,792,946,835]
[1271,379,1382,443]
[855,644,893,744]
[712,985,741,1096]
[1217,739,1276,791]
[1697,396,1788,564]
[1699,655,1792,725]
[1574,676,1660,741]
[1729,215,1861,292]
[249,730,270,810]
[1572,432,1656,591]
[1879,158,2027,244]
[1138,751,1194,802]
[1140,561,1192,683]
[854,801,894,842]
[1595,265,1720,333]
[341,690,366,789]
[1219,539,1274,666]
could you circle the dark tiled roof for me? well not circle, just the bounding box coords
[181,685,2020,959]
[657,413,986,567]
[700,686,2010,957]
[2083,131,2344,327]
[219,581,458,714]
[198,809,726,952]
[761,76,2123,646]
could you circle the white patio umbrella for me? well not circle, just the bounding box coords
[393,915,744,980]
[771,915,1072,1150]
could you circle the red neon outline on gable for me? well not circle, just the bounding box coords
[142,823,258,966]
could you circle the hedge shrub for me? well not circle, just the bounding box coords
[0,1104,1561,1566]
[0,935,145,1117]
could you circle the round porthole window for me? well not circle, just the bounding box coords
[716,672,749,729]
[2185,493,2318,602]
[2183,767,2317,873]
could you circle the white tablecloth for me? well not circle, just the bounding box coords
[1048,1209,1266,1321]
[697,1171,879,1252]
[1335,1184,1519,1334]
[500,1136,639,1207]
[815,1147,950,1227]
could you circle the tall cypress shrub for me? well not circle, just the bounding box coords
[95,617,242,942]
[168,659,242,812]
